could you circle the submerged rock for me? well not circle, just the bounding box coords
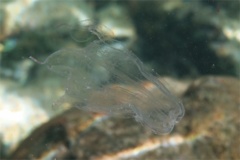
[0,80,49,156]
[8,76,240,160]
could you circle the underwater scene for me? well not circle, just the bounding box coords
[0,0,239,160]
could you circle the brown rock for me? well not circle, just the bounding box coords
[9,76,240,160]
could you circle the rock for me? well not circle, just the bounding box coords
[0,0,94,40]
[0,80,49,155]
[8,76,240,160]
[97,4,136,47]
[127,1,240,77]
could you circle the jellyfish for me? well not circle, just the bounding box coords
[30,24,184,134]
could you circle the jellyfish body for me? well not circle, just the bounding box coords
[30,27,184,134]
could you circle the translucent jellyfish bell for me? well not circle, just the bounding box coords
[30,22,184,134]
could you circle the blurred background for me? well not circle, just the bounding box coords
[0,0,239,159]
